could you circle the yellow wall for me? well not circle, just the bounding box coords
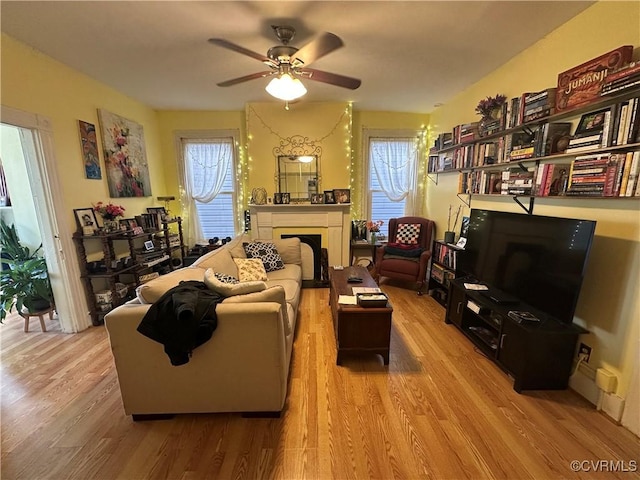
[246,102,352,200]
[1,34,167,238]
[352,111,429,218]
[428,1,640,396]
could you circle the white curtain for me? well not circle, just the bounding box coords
[182,139,232,245]
[370,137,419,215]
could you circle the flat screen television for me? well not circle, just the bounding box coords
[459,209,596,325]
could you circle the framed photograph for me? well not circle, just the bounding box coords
[74,207,98,234]
[574,108,608,136]
[333,188,350,204]
[119,218,138,231]
[310,193,324,204]
[78,120,101,180]
[324,190,336,204]
[144,240,155,251]
[146,206,166,216]
[281,192,290,204]
[273,193,282,204]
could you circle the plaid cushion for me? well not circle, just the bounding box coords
[243,242,285,272]
[396,223,421,244]
[214,272,239,284]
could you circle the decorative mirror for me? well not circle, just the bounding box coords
[273,135,321,202]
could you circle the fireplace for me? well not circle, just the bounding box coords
[249,204,351,267]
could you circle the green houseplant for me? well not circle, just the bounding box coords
[0,219,53,322]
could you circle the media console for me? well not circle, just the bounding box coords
[446,277,588,392]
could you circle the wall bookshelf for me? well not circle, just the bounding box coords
[428,87,640,212]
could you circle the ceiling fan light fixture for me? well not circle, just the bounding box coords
[265,73,307,101]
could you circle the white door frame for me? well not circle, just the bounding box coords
[1,105,91,332]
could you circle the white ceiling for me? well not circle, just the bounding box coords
[1,1,594,113]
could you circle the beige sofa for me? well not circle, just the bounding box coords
[104,234,302,418]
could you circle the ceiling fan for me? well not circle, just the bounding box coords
[208,25,361,101]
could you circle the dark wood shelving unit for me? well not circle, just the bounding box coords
[73,218,185,325]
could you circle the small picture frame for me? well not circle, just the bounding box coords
[74,207,98,234]
[281,192,290,204]
[274,193,282,204]
[144,240,155,251]
[132,226,144,236]
[333,188,350,204]
[310,193,324,204]
[147,206,167,218]
[324,190,336,204]
[574,108,608,136]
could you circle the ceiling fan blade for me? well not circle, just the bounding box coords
[299,68,361,90]
[208,38,275,66]
[217,71,274,87]
[292,32,343,67]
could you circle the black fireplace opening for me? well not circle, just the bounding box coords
[280,234,328,287]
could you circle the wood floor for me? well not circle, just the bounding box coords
[1,284,639,480]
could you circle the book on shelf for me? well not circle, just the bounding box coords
[536,163,572,196]
[523,88,557,105]
[602,61,640,86]
[508,130,536,160]
[624,151,640,197]
[522,89,557,123]
[534,122,572,157]
[601,78,640,96]
[618,151,636,196]
[555,45,633,112]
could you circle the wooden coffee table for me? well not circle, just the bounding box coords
[329,266,393,365]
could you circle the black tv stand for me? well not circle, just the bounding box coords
[445,278,587,392]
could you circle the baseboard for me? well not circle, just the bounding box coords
[569,364,599,405]
[601,393,625,422]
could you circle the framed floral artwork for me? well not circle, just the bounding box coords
[78,120,101,179]
[97,109,152,197]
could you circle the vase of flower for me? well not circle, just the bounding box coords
[370,232,377,245]
[93,201,126,233]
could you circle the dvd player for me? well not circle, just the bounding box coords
[480,289,519,305]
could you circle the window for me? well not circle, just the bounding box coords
[179,133,238,244]
[365,131,420,238]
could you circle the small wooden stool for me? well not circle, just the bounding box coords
[19,306,55,333]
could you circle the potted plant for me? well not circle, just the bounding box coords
[0,219,53,322]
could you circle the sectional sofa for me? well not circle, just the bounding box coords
[104,234,303,418]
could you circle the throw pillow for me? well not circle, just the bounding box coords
[256,237,302,265]
[396,223,421,245]
[233,258,268,281]
[204,268,266,297]
[243,242,285,272]
[213,272,239,284]
[192,247,238,277]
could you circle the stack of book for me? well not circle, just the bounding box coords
[501,168,535,195]
[601,62,640,96]
[521,88,557,123]
[566,154,611,196]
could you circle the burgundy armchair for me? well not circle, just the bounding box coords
[374,216,435,295]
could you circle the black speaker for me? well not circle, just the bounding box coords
[170,257,183,269]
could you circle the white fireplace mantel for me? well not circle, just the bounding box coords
[249,204,351,266]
